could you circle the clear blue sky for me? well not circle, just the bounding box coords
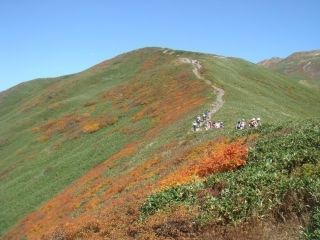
[1,0,319,91]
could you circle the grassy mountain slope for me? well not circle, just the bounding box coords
[1,47,320,239]
[0,48,212,236]
[258,50,320,87]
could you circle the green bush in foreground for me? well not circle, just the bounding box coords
[304,207,320,240]
[141,120,320,237]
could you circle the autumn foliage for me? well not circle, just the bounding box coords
[196,139,248,177]
[161,138,248,187]
[81,122,100,133]
[36,113,118,140]
[101,54,207,133]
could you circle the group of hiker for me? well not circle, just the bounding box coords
[205,120,224,130]
[192,110,225,132]
[192,112,261,132]
[235,117,261,130]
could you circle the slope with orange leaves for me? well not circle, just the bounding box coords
[2,48,214,239]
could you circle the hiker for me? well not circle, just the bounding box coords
[196,115,201,126]
[236,120,241,130]
[240,119,246,129]
[249,118,257,128]
[205,120,211,130]
[248,118,254,128]
[202,112,207,121]
[257,117,261,126]
[192,121,198,132]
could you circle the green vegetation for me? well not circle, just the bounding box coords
[141,120,320,238]
[1,47,320,237]
[304,207,320,240]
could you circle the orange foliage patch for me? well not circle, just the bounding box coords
[196,139,248,177]
[103,77,205,136]
[81,122,100,133]
[139,51,162,71]
[37,114,117,139]
[102,54,208,135]
[31,126,40,133]
[161,138,248,187]
[37,135,50,143]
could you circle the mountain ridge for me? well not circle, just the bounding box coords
[258,49,320,86]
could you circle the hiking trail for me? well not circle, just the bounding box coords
[179,57,225,124]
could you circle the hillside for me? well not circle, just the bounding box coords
[258,50,320,87]
[1,47,320,239]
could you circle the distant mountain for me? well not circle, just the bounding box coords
[258,50,320,86]
[258,57,283,68]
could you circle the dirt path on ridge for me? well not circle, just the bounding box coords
[179,57,225,122]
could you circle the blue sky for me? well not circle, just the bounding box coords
[0,0,319,91]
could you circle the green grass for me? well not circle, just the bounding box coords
[304,207,320,240]
[1,47,320,236]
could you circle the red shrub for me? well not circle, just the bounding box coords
[161,139,248,187]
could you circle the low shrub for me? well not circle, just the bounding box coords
[160,139,248,187]
[141,183,202,217]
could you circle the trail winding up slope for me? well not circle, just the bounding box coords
[179,57,225,120]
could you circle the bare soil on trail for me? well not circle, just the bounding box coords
[179,57,225,121]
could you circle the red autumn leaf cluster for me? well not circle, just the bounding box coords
[161,138,248,187]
